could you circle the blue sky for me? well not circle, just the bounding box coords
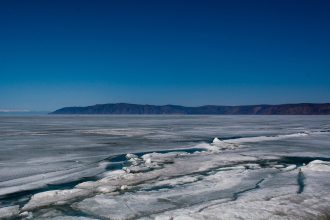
[1,0,330,111]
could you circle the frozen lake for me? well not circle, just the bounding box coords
[0,115,330,219]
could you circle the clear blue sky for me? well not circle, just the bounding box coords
[1,0,330,111]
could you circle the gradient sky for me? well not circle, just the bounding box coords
[1,0,330,111]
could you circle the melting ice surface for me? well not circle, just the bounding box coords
[0,115,330,219]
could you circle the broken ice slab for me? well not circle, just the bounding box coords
[22,189,92,211]
[0,206,19,219]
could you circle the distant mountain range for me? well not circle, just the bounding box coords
[51,103,330,115]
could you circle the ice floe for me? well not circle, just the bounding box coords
[22,189,92,211]
[212,137,237,150]
[303,160,330,172]
[0,206,19,219]
[226,132,309,144]
[281,164,297,171]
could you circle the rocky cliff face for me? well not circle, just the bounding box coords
[51,103,330,115]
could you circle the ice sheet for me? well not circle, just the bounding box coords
[0,115,330,219]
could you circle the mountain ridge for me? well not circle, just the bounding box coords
[50,103,330,115]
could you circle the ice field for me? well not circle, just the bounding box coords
[0,115,329,219]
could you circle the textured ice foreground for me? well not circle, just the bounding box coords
[0,115,330,219]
